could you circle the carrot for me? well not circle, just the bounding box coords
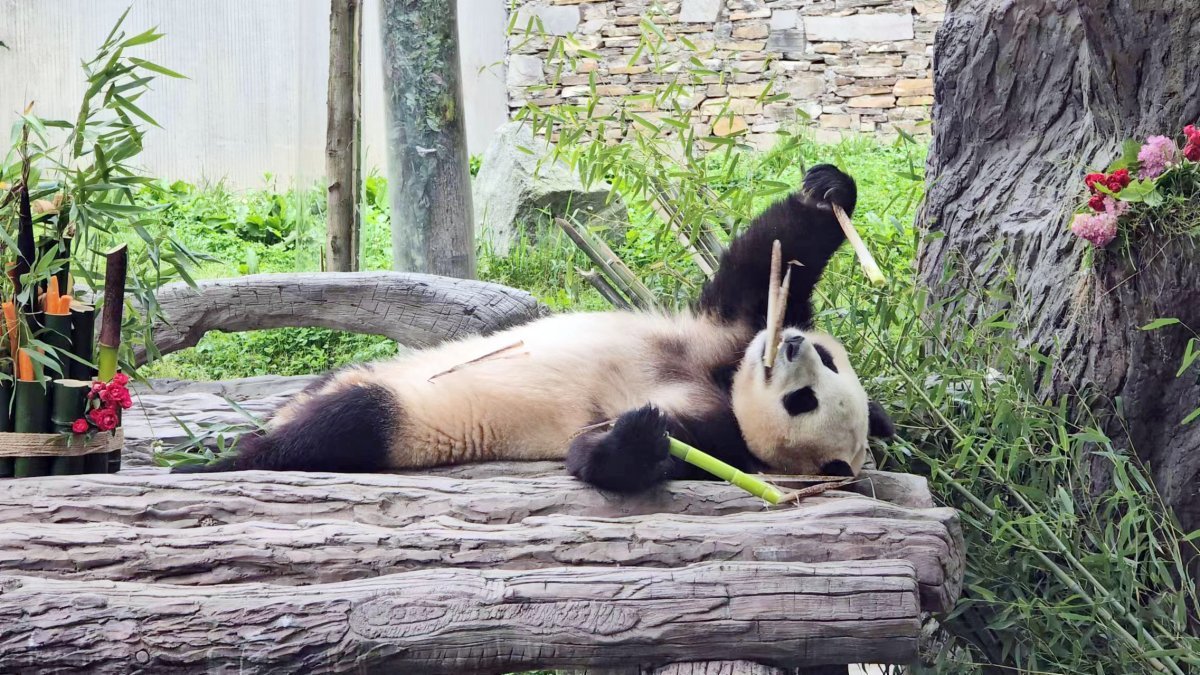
[17,349,33,382]
[3,301,17,356]
[46,277,60,314]
[59,295,73,315]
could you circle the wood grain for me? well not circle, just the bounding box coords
[0,498,962,612]
[134,272,544,364]
[0,561,920,674]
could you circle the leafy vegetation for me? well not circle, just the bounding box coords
[80,8,1200,674]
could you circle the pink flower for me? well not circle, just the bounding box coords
[112,372,130,386]
[1100,196,1130,217]
[71,418,89,434]
[1071,211,1119,248]
[1137,135,1178,179]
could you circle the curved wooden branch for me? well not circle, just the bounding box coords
[0,561,920,673]
[136,272,546,364]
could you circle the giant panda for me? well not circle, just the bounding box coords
[174,164,895,492]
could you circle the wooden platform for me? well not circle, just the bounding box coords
[0,275,964,673]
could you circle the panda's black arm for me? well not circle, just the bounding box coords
[565,404,760,493]
[696,164,857,331]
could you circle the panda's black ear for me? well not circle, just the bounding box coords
[867,400,895,439]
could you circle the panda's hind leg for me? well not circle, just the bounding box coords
[566,405,678,493]
[172,382,400,473]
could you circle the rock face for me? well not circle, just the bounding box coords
[473,121,626,256]
[505,1,946,145]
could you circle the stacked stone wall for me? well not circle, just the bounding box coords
[506,0,944,147]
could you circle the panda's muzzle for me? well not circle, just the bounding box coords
[782,334,806,362]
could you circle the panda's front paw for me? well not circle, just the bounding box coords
[566,404,673,493]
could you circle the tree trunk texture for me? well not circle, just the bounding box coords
[0,562,919,674]
[0,498,962,613]
[325,0,362,272]
[918,1,1200,529]
[379,0,475,278]
[133,272,544,365]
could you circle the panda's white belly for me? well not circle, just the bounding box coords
[361,311,742,468]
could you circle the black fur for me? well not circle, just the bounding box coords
[172,383,400,473]
[783,387,819,415]
[697,164,857,331]
[820,459,854,477]
[566,405,675,493]
[566,398,764,493]
[868,400,896,439]
[814,343,838,373]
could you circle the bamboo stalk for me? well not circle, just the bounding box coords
[69,302,96,382]
[667,437,783,504]
[554,217,659,310]
[831,204,885,286]
[99,245,127,473]
[12,377,50,478]
[0,381,11,478]
[43,313,72,371]
[50,379,88,475]
[577,268,633,310]
[763,240,783,369]
[14,185,34,306]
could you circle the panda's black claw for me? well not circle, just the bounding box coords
[566,404,674,493]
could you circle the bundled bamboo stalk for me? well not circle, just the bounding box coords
[49,380,89,475]
[12,351,50,478]
[98,244,127,473]
[0,380,11,478]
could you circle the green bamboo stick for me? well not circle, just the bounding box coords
[99,244,127,474]
[12,378,51,478]
[0,380,12,478]
[50,379,89,475]
[667,436,784,504]
[69,303,96,381]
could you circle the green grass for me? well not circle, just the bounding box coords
[139,135,923,381]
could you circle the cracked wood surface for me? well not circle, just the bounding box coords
[0,561,919,674]
[135,272,545,365]
[0,496,962,613]
[0,468,935,529]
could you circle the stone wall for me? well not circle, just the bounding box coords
[506,0,944,148]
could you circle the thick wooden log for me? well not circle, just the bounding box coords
[134,272,544,364]
[0,469,936,528]
[0,471,775,528]
[0,561,920,674]
[0,499,962,612]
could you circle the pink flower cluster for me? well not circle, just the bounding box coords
[1137,135,1178,179]
[1072,122,1199,249]
[1071,198,1129,248]
[72,372,132,434]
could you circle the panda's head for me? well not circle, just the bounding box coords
[731,327,893,476]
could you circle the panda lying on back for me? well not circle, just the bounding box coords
[175,164,894,492]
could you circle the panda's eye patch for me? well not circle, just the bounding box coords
[783,387,818,415]
[814,344,838,373]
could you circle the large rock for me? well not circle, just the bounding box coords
[473,122,626,256]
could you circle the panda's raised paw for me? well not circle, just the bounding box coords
[565,404,673,493]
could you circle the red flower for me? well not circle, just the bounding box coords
[107,384,133,409]
[1084,172,1107,192]
[112,372,130,386]
[1184,124,1200,145]
[1105,168,1131,192]
[71,418,90,434]
[1185,143,1200,162]
[1088,193,1107,212]
[88,407,119,432]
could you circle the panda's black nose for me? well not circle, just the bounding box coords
[820,460,854,477]
[783,334,806,362]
